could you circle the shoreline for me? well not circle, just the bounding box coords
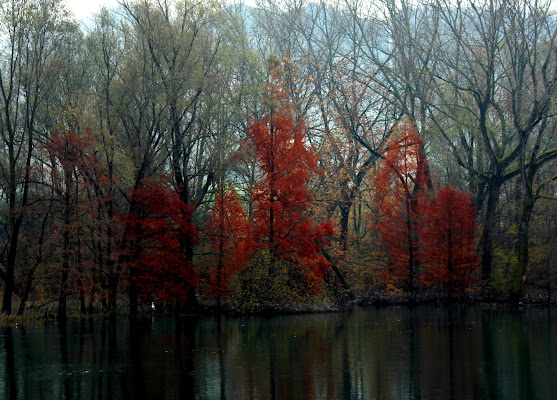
[1,291,555,324]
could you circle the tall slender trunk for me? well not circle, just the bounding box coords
[511,128,539,299]
[17,275,33,317]
[77,237,86,315]
[57,228,70,320]
[480,178,501,282]
[106,165,118,315]
[216,182,224,311]
[268,110,277,258]
[339,200,351,252]
[405,197,417,294]
[121,166,148,319]
[514,215,531,295]
[2,235,18,315]
[513,195,535,299]
[18,201,51,316]
[3,158,30,314]
[58,169,72,321]
[178,182,199,311]
[129,220,142,320]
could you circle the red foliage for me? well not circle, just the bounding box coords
[122,178,198,302]
[206,185,253,298]
[47,129,94,171]
[372,121,430,292]
[248,64,334,290]
[46,128,102,318]
[419,187,479,292]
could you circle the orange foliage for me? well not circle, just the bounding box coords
[371,121,430,292]
[248,63,334,290]
[372,122,479,293]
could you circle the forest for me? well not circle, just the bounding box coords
[0,0,556,319]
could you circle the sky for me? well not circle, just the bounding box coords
[65,0,120,21]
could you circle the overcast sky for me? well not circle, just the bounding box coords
[65,0,120,21]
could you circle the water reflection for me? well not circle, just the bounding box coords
[0,306,555,399]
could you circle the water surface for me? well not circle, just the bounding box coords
[1,305,555,399]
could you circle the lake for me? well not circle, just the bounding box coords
[0,305,555,399]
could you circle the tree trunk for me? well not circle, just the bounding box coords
[339,201,351,252]
[129,222,142,320]
[512,194,535,299]
[17,274,33,317]
[2,181,24,315]
[106,174,118,315]
[17,203,49,316]
[406,229,417,294]
[2,241,17,315]
[480,179,501,282]
[58,173,72,321]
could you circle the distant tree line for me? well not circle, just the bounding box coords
[0,0,556,318]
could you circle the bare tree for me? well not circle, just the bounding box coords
[501,0,557,296]
[429,0,557,287]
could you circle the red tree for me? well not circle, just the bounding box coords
[122,178,198,311]
[46,128,99,320]
[248,61,334,290]
[419,187,479,293]
[206,184,252,302]
[372,121,430,292]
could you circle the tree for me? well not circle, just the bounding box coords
[345,0,440,131]
[426,0,557,291]
[122,178,198,317]
[206,184,252,306]
[85,8,126,314]
[372,121,430,293]
[501,0,557,297]
[118,2,255,311]
[44,128,102,320]
[0,0,77,314]
[420,187,479,295]
[309,28,389,251]
[254,0,390,252]
[248,60,334,291]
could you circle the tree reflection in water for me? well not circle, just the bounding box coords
[3,326,17,400]
[0,306,555,399]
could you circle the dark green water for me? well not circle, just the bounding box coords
[0,305,555,399]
